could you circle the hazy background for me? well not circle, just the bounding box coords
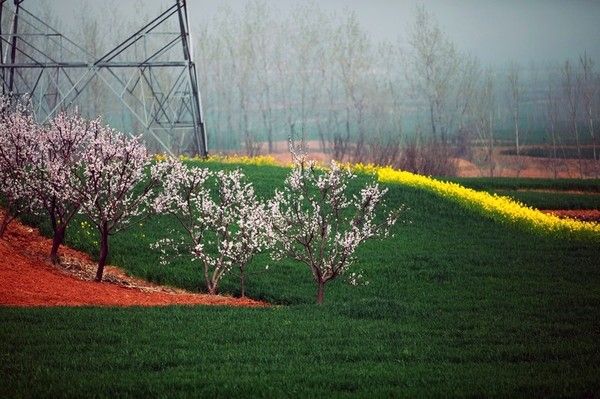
[4,0,600,177]
[27,0,600,66]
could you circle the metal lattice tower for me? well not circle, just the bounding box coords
[0,0,208,156]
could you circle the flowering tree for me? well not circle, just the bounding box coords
[269,152,399,304]
[75,126,159,281]
[0,97,39,238]
[28,111,96,263]
[152,160,271,296]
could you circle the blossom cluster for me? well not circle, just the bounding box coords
[151,159,273,295]
[0,97,159,278]
[0,97,40,234]
[77,127,154,233]
[268,156,399,303]
[151,153,399,302]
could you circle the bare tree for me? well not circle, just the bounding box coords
[453,54,481,135]
[273,14,298,150]
[333,10,371,162]
[405,5,460,143]
[507,62,521,157]
[472,69,496,177]
[367,42,403,166]
[545,76,562,179]
[506,62,528,176]
[562,60,583,177]
[578,52,598,176]
[222,5,260,156]
[249,2,277,153]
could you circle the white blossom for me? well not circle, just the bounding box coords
[268,154,400,303]
[152,160,272,296]
[0,96,40,236]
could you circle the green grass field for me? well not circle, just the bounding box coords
[2,163,600,397]
[448,177,600,193]
[448,176,600,210]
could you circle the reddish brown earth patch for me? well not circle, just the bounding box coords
[0,214,267,308]
[541,209,600,223]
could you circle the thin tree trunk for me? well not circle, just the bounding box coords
[514,113,520,156]
[489,109,494,177]
[50,225,66,265]
[551,122,558,179]
[207,282,218,295]
[590,115,597,178]
[429,102,436,138]
[95,224,109,282]
[0,211,14,238]
[240,268,245,298]
[316,280,325,305]
[574,122,583,177]
[203,261,216,295]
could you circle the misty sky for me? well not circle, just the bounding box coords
[17,0,600,67]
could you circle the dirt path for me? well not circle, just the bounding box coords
[0,215,267,308]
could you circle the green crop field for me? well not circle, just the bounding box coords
[447,176,600,210]
[488,190,600,210]
[2,162,600,397]
[447,176,600,193]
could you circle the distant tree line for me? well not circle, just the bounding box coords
[194,2,600,177]
[3,1,599,177]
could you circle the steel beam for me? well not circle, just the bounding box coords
[0,0,208,156]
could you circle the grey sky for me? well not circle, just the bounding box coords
[21,0,600,67]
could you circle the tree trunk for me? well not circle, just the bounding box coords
[316,280,325,305]
[240,268,245,298]
[267,126,273,154]
[551,125,558,179]
[50,225,66,265]
[590,115,597,178]
[489,145,494,177]
[207,283,218,295]
[429,102,436,138]
[574,122,583,178]
[95,224,109,282]
[0,211,12,238]
[514,115,520,156]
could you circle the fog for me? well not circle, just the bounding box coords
[2,0,600,177]
[27,0,600,66]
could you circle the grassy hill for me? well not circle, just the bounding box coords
[2,162,599,397]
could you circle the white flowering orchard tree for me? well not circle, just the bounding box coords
[269,154,399,304]
[152,160,272,296]
[29,112,96,263]
[76,126,160,281]
[0,97,40,238]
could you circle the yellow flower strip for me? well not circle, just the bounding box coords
[203,154,278,166]
[371,165,600,239]
[154,153,278,167]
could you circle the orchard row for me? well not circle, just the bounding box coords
[0,99,398,303]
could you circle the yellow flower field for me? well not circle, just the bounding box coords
[369,165,600,239]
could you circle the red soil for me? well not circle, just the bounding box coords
[0,214,267,308]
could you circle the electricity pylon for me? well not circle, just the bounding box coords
[0,0,208,156]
